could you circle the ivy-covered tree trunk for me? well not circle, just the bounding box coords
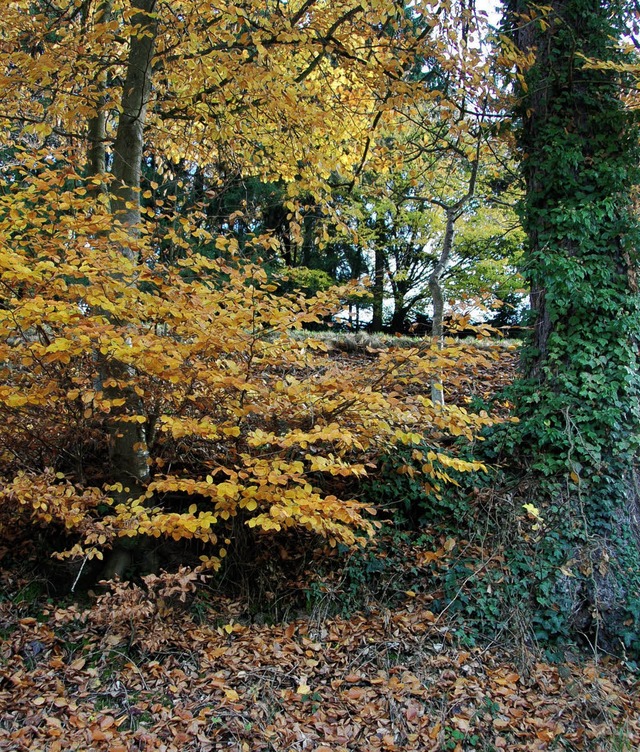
[505,0,640,651]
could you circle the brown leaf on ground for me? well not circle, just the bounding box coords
[0,590,638,752]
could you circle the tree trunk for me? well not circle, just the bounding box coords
[505,0,640,652]
[371,244,385,331]
[105,0,157,492]
[388,305,409,334]
[85,0,112,184]
[111,0,157,251]
[428,209,457,406]
[85,0,158,578]
[425,131,480,406]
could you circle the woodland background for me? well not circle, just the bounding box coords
[1,0,640,749]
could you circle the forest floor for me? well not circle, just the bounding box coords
[1,580,639,751]
[1,340,639,751]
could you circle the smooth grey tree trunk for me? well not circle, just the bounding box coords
[427,143,480,406]
[428,209,457,406]
[84,0,159,579]
[105,0,157,493]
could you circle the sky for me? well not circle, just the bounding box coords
[478,0,502,29]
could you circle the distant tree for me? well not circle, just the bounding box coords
[350,143,523,337]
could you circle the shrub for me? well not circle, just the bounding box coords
[0,161,496,575]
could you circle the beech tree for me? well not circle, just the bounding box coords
[0,1,496,576]
[504,0,640,650]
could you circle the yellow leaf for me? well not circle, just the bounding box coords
[4,394,28,407]
[523,503,543,521]
[217,482,238,498]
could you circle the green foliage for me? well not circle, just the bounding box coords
[443,727,481,751]
[446,203,526,305]
[303,524,441,620]
[367,441,477,529]
[278,267,335,296]
[498,0,640,654]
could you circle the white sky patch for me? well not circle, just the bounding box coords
[480,0,502,25]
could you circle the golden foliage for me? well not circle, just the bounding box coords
[0,155,497,563]
[0,0,502,566]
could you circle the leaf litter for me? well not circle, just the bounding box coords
[1,586,638,752]
[0,340,634,751]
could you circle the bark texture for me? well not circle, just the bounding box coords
[105,0,158,490]
[83,1,159,578]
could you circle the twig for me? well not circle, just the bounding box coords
[71,555,89,593]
